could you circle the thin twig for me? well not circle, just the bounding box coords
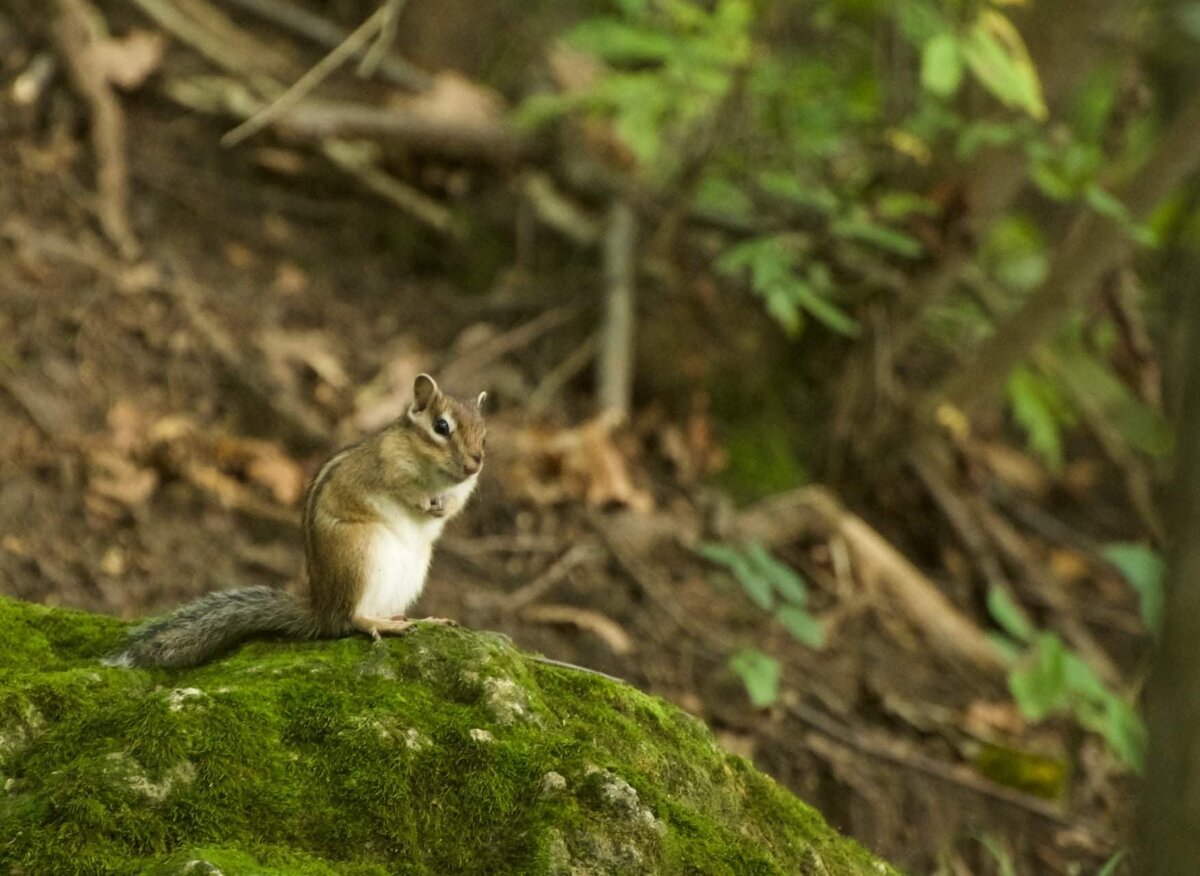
[53,0,140,260]
[439,307,580,389]
[527,654,624,683]
[502,543,599,612]
[528,334,600,414]
[357,0,407,77]
[215,0,431,91]
[221,3,389,147]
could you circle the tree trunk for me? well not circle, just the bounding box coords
[1141,251,1200,872]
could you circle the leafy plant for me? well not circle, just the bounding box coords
[904,3,1046,119]
[699,541,826,648]
[716,235,859,337]
[988,586,1146,771]
[700,542,825,708]
[517,0,752,176]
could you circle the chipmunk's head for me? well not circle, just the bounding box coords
[404,373,487,484]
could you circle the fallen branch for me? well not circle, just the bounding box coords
[277,100,526,165]
[522,603,635,655]
[501,543,598,612]
[735,486,1008,676]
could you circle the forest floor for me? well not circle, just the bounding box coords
[0,4,1146,873]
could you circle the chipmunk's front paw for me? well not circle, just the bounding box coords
[420,495,448,517]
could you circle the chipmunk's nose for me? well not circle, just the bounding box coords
[463,454,482,475]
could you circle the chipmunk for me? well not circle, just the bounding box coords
[107,374,486,668]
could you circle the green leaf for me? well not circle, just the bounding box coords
[1097,849,1129,876]
[875,192,938,221]
[567,18,675,63]
[1009,634,1069,721]
[698,543,774,611]
[962,11,1046,119]
[832,214,923,258]
[987,586,1034,644]
[1006,365,1072,471]
[1102,543,1165,634]
[921,33,963,98]
[791,271,860,336]
[776,606,825,649]
[978,835,1018,876]
[729,648,780,708]
[745,543,808,605]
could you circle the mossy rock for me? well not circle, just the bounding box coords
[0,596,895,875]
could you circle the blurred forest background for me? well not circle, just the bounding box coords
[2,0,1199,872]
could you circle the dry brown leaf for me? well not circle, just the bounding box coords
[88,448,158,507]
[398,71,505,128]
[547,42,606,93]
[352,349,424,432]
[211,435,306,506]
[272,261,309,296]
[1048,549,1090,584]
[98,546,126,577]
[89,29,164,90]
[963,699,1028,738]
[244,452,306,506]
[259,329,349,391]
[521,603,634,655]
[106,399,151,453]
[976,442,1049,497]
[506,412,653,512]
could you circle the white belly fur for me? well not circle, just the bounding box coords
[357,523,434,618]
[354,475,477,619]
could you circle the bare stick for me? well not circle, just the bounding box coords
[53,0,140,260]
[221,3,388,147]
[215,0,431,91]
[357,0,407,77]
[597,199,637,416]
[502,543,598,612]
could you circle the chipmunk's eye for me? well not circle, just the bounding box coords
[433,417,452,437]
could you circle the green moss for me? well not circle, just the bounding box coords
[0,597,895,875]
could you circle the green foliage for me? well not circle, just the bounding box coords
[699,542,825,649]
[986,585,1035,644]
[517,0,752,175]
[987,591,1146,772]
[700,543,825,706]
[1005,365,1075,471]
[1102,543,1165,634]
[1007,633,1146,772]
[904,3,1046,118]
[728,648,781,708]
[717,236,859,337]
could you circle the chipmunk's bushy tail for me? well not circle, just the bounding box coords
[104,586,323,669]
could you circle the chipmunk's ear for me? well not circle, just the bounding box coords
[413,374,439,412]
[476,391,488,409]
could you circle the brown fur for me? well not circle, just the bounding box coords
[302,376,486,632]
